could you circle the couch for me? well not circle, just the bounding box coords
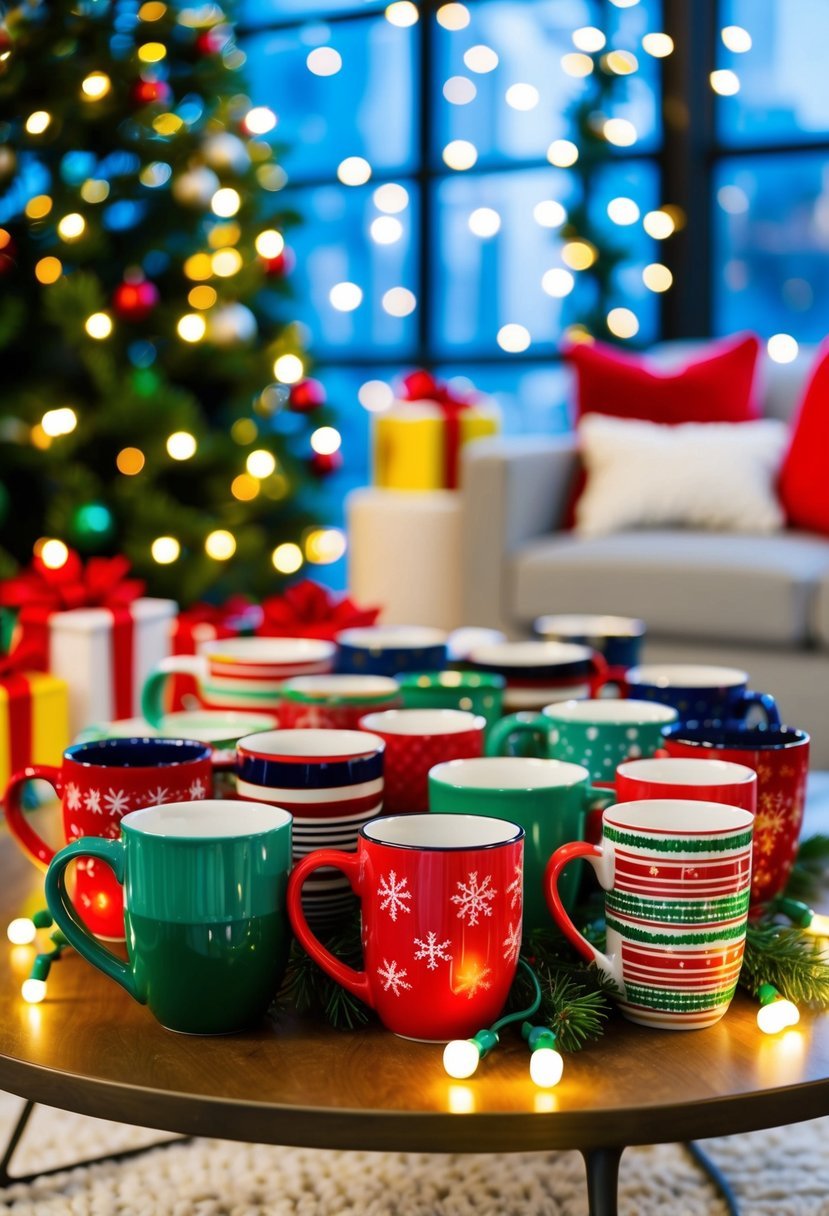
[460,343,829,764]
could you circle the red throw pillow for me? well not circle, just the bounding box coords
[565,333,761,425]
[778,341,829,534]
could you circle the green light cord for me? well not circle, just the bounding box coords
[490,958,542,1035]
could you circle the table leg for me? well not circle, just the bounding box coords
[581,1146,624,1216]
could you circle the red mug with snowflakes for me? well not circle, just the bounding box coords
[287,812,524,1040]
[358,709,486,814]
[4,737,214,940]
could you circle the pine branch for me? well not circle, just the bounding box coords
[278,911,372,1030]
[783,835,829,903]
[741,923,829,1008]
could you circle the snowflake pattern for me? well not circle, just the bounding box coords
[376,958,412,997]
[506,864,522,911]
[451,872,497,926]
[502,920,521,964]
[649,865,659,877]
[378,871,412,922]
[145,786,170,807]
[413,931,453,971]
[103,788,131,817]
[66,783,82,811]
[189,777,207,800]
[84,788,102,815]
[455,963,492,1000]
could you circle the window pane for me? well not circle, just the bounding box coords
[276,182,419,358]
[245,17,417,181]
[434,0,662,166]
[433,161,660,356]
[713,153,829,341]
[717,0,829,145]
[240,1,384,30]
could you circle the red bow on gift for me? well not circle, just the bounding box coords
[0,639,47,679]
[398,370,478,490]
[258,580,381,641]
[0,550,145,612]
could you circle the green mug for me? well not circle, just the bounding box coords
[486,698,677,782]
[45,799,293,1035]
[428,756,614,931]
[397,671,505,731]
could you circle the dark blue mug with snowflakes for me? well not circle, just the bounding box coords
[623,664,780,728]
[4,736,214,941]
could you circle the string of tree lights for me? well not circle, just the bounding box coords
[0,0,346,602]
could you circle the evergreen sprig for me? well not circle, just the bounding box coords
[278,913,371,1031]
[780,835,829,903]
[741,923,829,1008]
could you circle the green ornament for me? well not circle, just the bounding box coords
[71,501,115,547]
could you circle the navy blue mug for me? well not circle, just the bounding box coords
[534,614,645,671]
[335,627,447,678]
[623,664,780,728]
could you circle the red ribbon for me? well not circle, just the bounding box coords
[258,580,380,641]
[399,370,478,491]
[0,642,48,777]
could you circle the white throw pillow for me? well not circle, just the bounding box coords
[575,414,788,537]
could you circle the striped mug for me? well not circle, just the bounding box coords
[544,799,754,1030]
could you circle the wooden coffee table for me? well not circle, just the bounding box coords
[1,787,829,1216]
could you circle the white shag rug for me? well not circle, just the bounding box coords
[0,1092,827,1215]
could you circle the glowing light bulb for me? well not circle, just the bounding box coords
[603,118,637,147]
[231,473,259,501]
[370,216,403,244]
[211,188,241,217]
[85,312,112,339]
[573,26,605,52]
[25,111,51,135]
[642,32,674,57]
[607,197,640,225]
[40,539,69,569]
[138,41,167,62]
[533,200,566,228]
[443,76,476,105]
[529,1047,564,1089]
[246,449,277,478]
[757,998,800,1035]
[151,536,180,564]
[138,1,166,19]
[464,45,499,73]
[642,263,673,292]
[437,3,469,30]
[177,313,206,343]
[205,529,236,560]
[255,229,285,259]
[82,72,111,100]
[382,287,416,317]
[643,209,676,239]
[273,353,304,384]
[468,208,501,237]
[35,256,62,284]
[542,268,574,298]
[329,282,363,312]
[41,407,77,437]
[58,213,86,241]
[21,978,46,1004]
[561,240,597,270]
[505,83,540,110]
[305,528,347,564]
[546,139,578,168]
[358,380,394,412]
[272,542,303,574]
[806,912,829,936]
[721,25,752,53]
[26,194,53,220]
[604,50,638,75]
[211,248,243,277]
[117,447,145,476]
[166,431,197,460]
[188,285,217,309]
[561,53,593,77]
[311,427,342,455]
[710,69,740,95]
[607,307,639,338]
[443,1039,481,1080]
[307,47,342,76]
[374,184,409,213]
[7,919,36,946]
[244,106,277,135]
[497,324,531,353]
[442,140,477,170]
[385,1,418,27]
[337,156,372,186]
[767,334,798,364]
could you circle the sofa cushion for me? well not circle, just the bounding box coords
[511,530,829,646]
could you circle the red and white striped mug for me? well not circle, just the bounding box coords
[544,799,754,1030]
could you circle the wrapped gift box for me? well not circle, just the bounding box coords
[371,372,500,491]
[0,667,68,791]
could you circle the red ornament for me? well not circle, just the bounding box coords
[310,451,342,477]
[113,278,160,321]
[130,78,172,107]
[195,26,227,55]
[290,379,325,412]
[262,248,295,278]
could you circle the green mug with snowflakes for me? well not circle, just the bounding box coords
[428,757,615,931]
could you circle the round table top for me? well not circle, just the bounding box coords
[1,806,829,1154]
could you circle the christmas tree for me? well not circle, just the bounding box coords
[0,0,339,605]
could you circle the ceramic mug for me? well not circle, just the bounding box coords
[663,724,810,906]
[486,700,677,822]
[615,757,757,813]
[623,665,780,728]
[76,709,280,749]
[234,728,385,926]
[45,800,293,1034]
[4,737,214,940]
[428,756,615,931]
[141,637,336,725]
[467,641,611,712]
[533,614,646,672]
[277,674,400,730]
[288,812,524,1041]
[358,709,485,814]
[397,671,505,731]
[335,627,448,677]
[545,799,754,1030]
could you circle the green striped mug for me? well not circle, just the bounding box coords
[544,798,754,1030]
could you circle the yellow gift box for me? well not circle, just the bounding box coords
[372,400,500,491]
[0,671,69,793]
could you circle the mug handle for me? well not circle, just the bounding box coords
[44,837,143,1003]
[587,650,611,697]
[287,850,373,1006]
[584,783,616,813]
[484,712,547,758]
[736,690,781,728]
[141,655,208,727]
[4,764,62,870]
[544,841,620,986]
